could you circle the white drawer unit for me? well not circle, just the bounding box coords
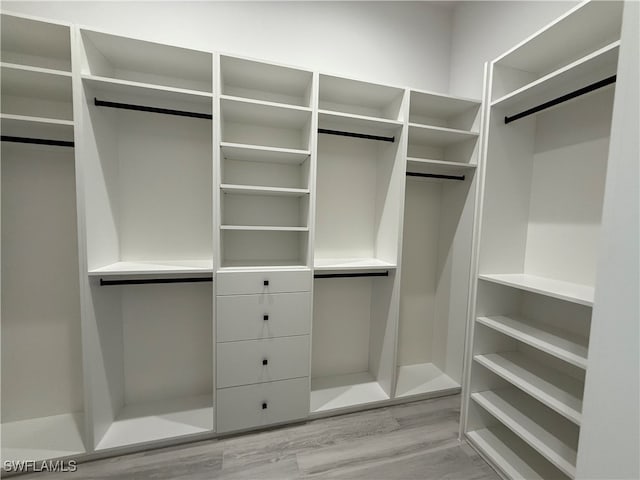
[216,377,310,433]
[216,270,312,296]
[217,335,310,388]
[216,292,311,342]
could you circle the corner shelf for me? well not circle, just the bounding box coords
[476,316,588,369]
[88,260,214,277]
[474,352,583,425]
[95,395,213,450]
[1,413,85,463]
[472,389,578,478]
[478,274,594,307]
[310,372,389,414]
[395,363,460,398]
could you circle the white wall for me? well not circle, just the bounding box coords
[3,1,453,93]
[449,0,578,98]
[576,2,640,478]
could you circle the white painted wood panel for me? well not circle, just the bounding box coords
[216,292,311,342]
[216,269,311,295]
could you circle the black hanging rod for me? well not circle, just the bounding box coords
[94,98,213,120]
[406,171,465,181]
[504,75,617,124]
[100,276,213,286]
[1,135,74,147]
[314,271,389,279]
[318,128,394,143]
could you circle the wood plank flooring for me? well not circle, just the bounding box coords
[17,395,499,480]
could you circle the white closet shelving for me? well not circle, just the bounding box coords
[396,90,481,399]
[463,2,624,478]
[1,13,85,463]
[78,29,214,450]
[218,55,313,269]
[311,75,405,413]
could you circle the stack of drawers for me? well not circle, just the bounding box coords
[215,270,312,433]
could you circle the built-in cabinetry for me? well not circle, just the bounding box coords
[462,2,624,479]
[0,13,85,464]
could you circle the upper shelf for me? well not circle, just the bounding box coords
[220,55,313,107]
[493,41,620,111]
[314,257,396,272]
[220,142,310,165]
[80,29,212,93]
[1,114,74,142]
[406,158,476,178]
[318,110,403,139]
[409,90,480,130]
[1,13,71,71]
[220,95,312,128]
[88,259,214,277]
[319,74,404,121]
[478,273,594,307]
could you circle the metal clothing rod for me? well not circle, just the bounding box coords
[318,128,395,143]
[100,276,213,286]
[504,75,617,124]
[94,98,213,120]
[406,172,465,181]
[314,271,389,279]
[1,135,74,147]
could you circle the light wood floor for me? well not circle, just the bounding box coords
[20,395,499,479]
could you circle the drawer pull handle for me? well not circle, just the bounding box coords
[263,280,269,286]
[263,314,269,321]
[262,402,268,410]
[262,359,268,366]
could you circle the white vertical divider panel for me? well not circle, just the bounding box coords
[211,52,220,432]
[576,2,639,477]
[371,89,409,397]
[460,63,490,437]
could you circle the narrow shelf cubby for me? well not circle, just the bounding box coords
[311,273,396,413]
[220,54,313,107]
[220,230,309,269]
[89,281,213,450]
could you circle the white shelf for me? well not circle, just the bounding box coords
[220,184,309,197]
[82,74,213,106]
[318,110,403,138]
[408,124,479,147]
[1,413,85,463]
[474,352,583,425]
[493,41,620,109]
[494,1,623,75]
[0,113,75,141]
[311,372,389,413]
[1,62,72,103]
[314,257,396,272]
[477,316,588,369]
[220,95,312,127]
[96,395,213,450]
[0,113,74,126]
[395,363,460,398]
[406,157,477,177]
[220,260,308,270]
[472,389,577,478]
[220,142,310,165]
[220,225,309,232]
[88,259,214,277]
[1,14,71,71]
[467,426,570,480]
[220,55,312,107]
[478,273,594,307]
[409,90,480,121]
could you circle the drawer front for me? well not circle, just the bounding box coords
[217,292,311,342]
[216,270,312,295]
[217,336,310,388]
[216,377,309,433]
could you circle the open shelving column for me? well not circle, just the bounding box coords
[396,90,481,399]
[311,75,405,413]
[78,28,215,451]
[0,12,86,463]
[463,2,624,478]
